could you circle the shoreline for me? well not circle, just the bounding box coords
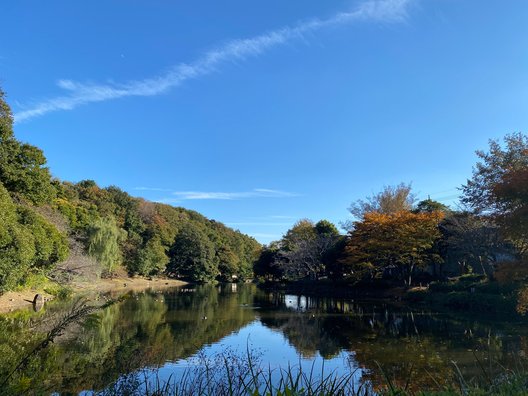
[256,279,406,300]
[0,277,187,314]
[257,279,524,319]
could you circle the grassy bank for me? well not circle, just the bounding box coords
[406,274,521,318]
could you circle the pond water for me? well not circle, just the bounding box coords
[1,283,527,394]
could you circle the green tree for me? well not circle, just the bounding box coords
[133,237,169,276]
[282,219,317,250]
[491,167,528,256]
[274,219,340,280]
[462,133,528,213]
[0,90,55,204]
[254,242,282,280]
[414,198,450,213]
[167,225,218,282]
[462,132,528,255]
[216,245,241,281]
[315,219,340,236]
[0,183,68,292]
[18,207,69,269]
[0,184,35,291]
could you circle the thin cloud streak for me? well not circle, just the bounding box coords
[14,0,412,122]
[134,187,173,192]
[244,215,299,220]
[154,198,182,205]
[250,233,281,239]
[150,188,298,204]
[171,188,298,200]
[226,222,293,226]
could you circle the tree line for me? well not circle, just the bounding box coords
[2,84,528,299]
[0,89,261,292]
[255,133,528,301]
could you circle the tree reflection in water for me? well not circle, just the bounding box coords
[255,291,528,391]
[0,284,526,394]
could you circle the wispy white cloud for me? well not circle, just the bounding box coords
[251,233,281,239]
[240,215,299,220]
[171,188,297,200]
[148,188,298,204]
[268,215,298,220]
[134,186,173,192]
[14,0,413,123]
[226,222,293,227]
[154,198,183,205]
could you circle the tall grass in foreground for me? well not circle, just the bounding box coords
[98,355,364,396]
[97,349,528,396]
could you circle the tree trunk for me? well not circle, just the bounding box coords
[407,262,415,288]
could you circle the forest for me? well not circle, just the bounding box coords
[1,85,528,316]
[0,89,261,293]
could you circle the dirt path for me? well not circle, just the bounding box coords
[0,290,54,313]
[0,277,187,314]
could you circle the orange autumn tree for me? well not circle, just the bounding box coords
[492,168,528,255]
[341,211,444,286]
[493,167,528,314]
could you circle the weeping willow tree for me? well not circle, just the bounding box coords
[87,218,126,276]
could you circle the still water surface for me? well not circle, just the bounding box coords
[2,283,527,394]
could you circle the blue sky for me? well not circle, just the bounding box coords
[1,0,528,244]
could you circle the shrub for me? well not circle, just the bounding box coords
[0,183,68,292]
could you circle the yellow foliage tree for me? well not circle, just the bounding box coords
[341,211,444,286]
